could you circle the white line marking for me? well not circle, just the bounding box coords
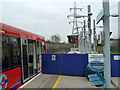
[18,73,41,89]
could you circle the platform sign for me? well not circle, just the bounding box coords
[114,55,120,60]
[89,54,103,62]
[96,9,104,24]
[52,55,56,61]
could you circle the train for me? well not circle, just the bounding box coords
[0,23,47,89]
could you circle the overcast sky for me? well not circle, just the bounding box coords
[0,0,119,42]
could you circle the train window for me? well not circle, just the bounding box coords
[28,40,33,56]
[2,36,21,72]
[28,40,34,76]
[41,42,45,53]
[12,37,20,68]
[2,35,12,71]
[37,41,41,72]
[22,39,29,79]
[37,41,41,55]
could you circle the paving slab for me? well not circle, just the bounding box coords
[111,77,120,88]
[23,74,58,88]
[56,75,97,88]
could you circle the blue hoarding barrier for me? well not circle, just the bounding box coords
[42,54,61,75]
[61,54,88,76]
[42,54,88,76]
[111,54,120,77]
[42,54,120,77]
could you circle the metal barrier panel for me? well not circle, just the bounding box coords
[42,54,120,77]
[61,54,82,76]
[111,54,120,77]
[81,54,89,76]
[42,54,61,75]
[42,54,88,76]
[61,54,88,76]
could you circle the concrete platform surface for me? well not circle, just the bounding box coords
[111,77,120,88]
[20,74,120,89]
[56,75,96,88]
[21,74,97,88]
[22,74,58,88]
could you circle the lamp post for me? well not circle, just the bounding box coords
[88,5,92,54]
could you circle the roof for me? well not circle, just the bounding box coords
[0,23,45,42]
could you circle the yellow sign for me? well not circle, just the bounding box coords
[52,55,56,61]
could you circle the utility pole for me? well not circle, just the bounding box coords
[81,28,84,53]
[72,2,78,34]
[79,28,83,54]
[67,2,82,34]
[118,2,120,88]
[103,0,111,88]
[93,20,96,53]
[83,20,86,53]
[88,5,92,53]
[78,33,81,52]
[118,1,120,39]
[67,2,83,52]
[85,31,89,53]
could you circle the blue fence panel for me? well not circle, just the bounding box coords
[111,54,120,77]
[42,54,61,75]
[42,54,120,77]
[81,54,88,76]
[42,54,88,76]
[61,54,82,76]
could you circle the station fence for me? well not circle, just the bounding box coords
[42,54,120,77]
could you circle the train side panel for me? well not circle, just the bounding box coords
[0,67,22,89]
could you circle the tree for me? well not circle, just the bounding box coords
[50,34,61,43]
[46,40,52,43]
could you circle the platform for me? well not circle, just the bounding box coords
[19,74,119,89]
[19,74,96,88]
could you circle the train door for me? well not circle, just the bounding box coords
[28,40,37,77]
[28,40,34,77]
[36,41,42,73]
[33,41,37,75]
[21,38,29,83]
[41,42,45,54]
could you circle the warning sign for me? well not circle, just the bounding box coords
[52,55,56,61]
